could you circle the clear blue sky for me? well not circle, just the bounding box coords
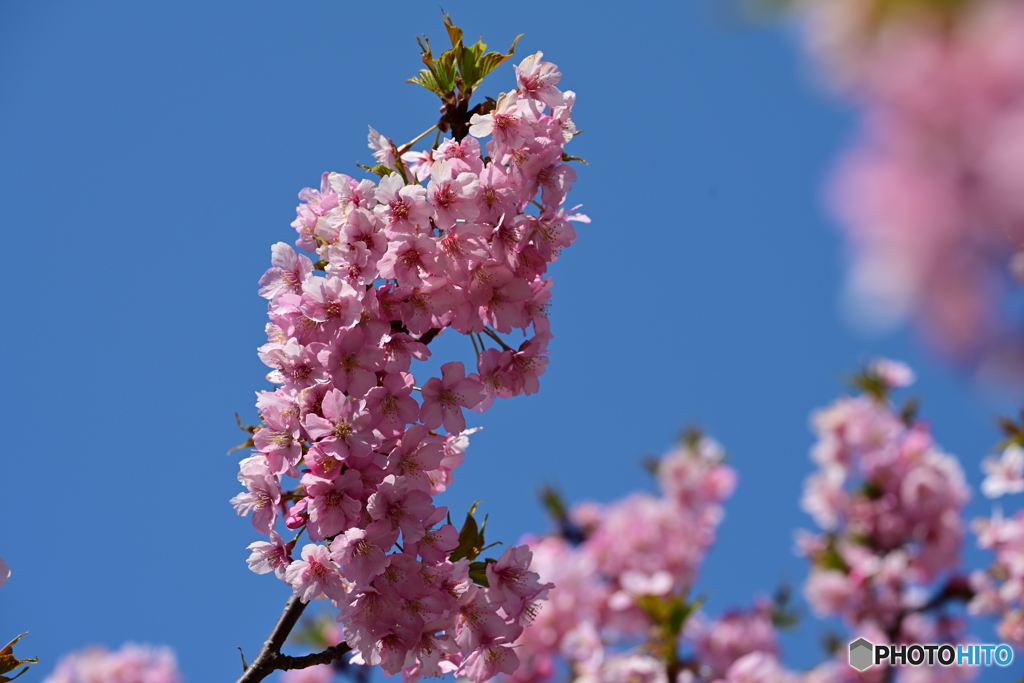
[0,1,1016,681]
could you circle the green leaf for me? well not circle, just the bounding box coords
[0,668,30,683]
[672,595,703,636]
[770,583,800,630]
[899,397,919,424]
[228,414,260,454]
[680,425,704,450]
[0,633,37,681]
[634,595,668,623]
[820,630,843,656]
[539,484,568,522]
[666,598,689,636]
[450,501,485,562]
[227,435,254,456]
[407,34,456,99]
[817,537,849,573]
[849,367,889,403]
[407,69,443,96]
[355,163,395,178]
[434,51,458,94]
[443,13,464,50]
[410,14,524,103]
[468,558,496,587]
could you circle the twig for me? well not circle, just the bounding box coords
[398,124,438,154]
[276,642,353,671]
[236,595,355,681]
[482,327,513,351]
[235,596,307,683]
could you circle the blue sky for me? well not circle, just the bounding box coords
[0,1,1018,680]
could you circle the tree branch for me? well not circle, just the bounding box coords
[236,596,307,683]
[236,595,355,682]
[276,642,353,671]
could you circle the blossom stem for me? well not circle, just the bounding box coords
[398,125,439,154]
[482,327,513,351]
[470,331,481,359]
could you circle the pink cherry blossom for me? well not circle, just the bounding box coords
[794,0,1024,366]
[45,644,181,683]
[301,390,374,464]
[469,91,534,153]
[485,545,554,622]
[366,475,436,544]
[420,362,485,434]
[279,664,335,683]
[981,444,1024,498]
[246,531,292,579]
[330,526,393,585]
[375,173,432,236]
[377,234,441,288]
[285,543,348,602]
[304,469,363,540]
[259,242,313,300]
[427,161,481,229]
[231,455,282,533]
[515,52,566,110]
[236,45,584,680]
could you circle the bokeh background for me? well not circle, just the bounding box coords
[0,1,1017,680]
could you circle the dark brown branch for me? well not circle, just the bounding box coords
[276,642,353,671]
[236,596,308,683]
[439,99,490,143]
[419,327,442,345]
[236,595,355,682]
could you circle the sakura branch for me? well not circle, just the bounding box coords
[230,15,585,682]
[968,417,1024,648]
[489,360,1024,683]
[797,360,977,683]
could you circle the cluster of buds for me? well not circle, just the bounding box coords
[231,19,583,682]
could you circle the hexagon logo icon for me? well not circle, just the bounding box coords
[849,638,874,672]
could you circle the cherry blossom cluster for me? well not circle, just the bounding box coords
[42,644,180,683]
[494,435,773,683]
[232,50,581,682]
[794,0,1024,364]
[264,361,1024,683]
[969,443,1024,646]
[798,360,976,682]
